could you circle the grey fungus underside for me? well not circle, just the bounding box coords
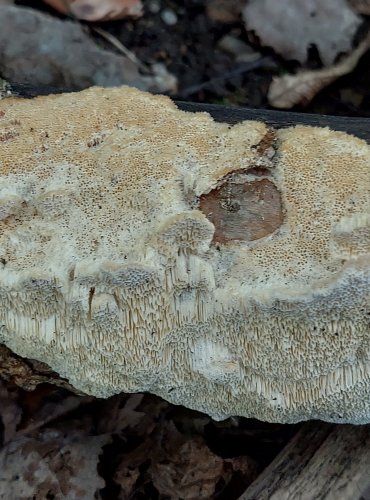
[0,86,369,423]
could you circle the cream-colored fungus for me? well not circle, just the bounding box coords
[0,86,369,423]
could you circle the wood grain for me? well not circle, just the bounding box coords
[239,422,370,500]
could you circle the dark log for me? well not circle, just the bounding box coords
[3,82,370,142]
[177,101,370,143]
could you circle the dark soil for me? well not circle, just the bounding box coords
[18,0,370,116]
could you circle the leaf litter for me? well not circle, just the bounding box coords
[0,379,291,499]
[268,30,370,108]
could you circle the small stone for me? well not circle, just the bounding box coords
[161,8,178,26]
[217,35,261,62]
[147,0,160,14]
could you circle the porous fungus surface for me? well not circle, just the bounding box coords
[0,86,369,423]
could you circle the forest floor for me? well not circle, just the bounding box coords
[1,1,370,499]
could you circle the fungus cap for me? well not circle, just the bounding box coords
[0,86,369,423]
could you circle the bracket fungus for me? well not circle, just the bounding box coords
[0,86,369,424]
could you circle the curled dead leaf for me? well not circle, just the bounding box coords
[0,430,110,499]
[268,32,370,108]
[43,0,143,21]
[114,465,140,498]
[151,437,224,499]
[243,0,362,65]
[148,420,250,500]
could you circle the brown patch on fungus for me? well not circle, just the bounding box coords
[253,127,276,156]
[199,173,284,244]
[0,130,19,142]
[246,166,272,177]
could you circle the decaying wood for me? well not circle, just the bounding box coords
[239,422,370,500]
[179,101,370,142]
[0,345,84,394]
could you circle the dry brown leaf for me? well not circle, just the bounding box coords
[112,438,154,498]
[152,438,224,499]
[150,421,224,500]
[0,429,110,499]
[43,0,143,21]
[19,393,93,438]
[114,466,140,499]
[0,344,81,393]
[115,437,154,474]
[268,32,370,108]
[97,393,170,439]
[349,0,370,15]
[243,0,362,65]
[0,380,21,444]
[206,0,242,23]
[225,455,259,484]
[113,419,226,498]
[97,393,146,434]
[110,423,170,498]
